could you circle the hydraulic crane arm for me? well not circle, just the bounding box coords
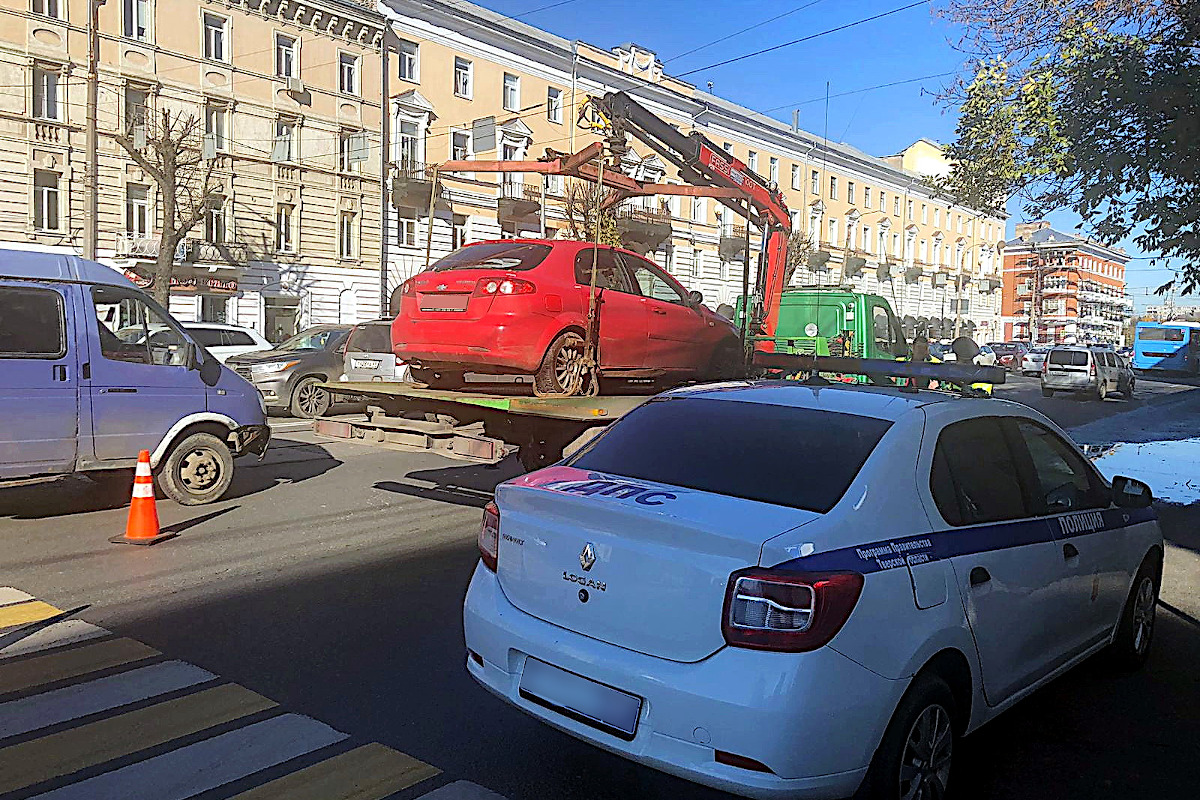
[594,92,792,344]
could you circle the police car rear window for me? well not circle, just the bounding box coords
[568,397,892,513]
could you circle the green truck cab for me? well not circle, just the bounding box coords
[736,288,909,360]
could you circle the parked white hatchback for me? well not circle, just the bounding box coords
[181,323,271,363]
[464,381,1162,799]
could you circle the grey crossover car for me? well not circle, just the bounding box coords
[227,324,351,417]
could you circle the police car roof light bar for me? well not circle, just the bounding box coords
[752,353,1007,387]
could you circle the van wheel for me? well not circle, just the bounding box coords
[857,673,958,800]
[1095,382,1107,401]
[156,432,234,506]
[291,377,331,418]
[1106,557,1160,671]
[534,331,587,396]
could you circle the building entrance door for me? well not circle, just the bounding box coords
[265,297,300,343]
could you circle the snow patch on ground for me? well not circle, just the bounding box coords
[1089,438,1200,505]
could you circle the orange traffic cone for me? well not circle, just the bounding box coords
[109,450,176,546]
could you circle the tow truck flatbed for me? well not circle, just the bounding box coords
[314,382,648,471]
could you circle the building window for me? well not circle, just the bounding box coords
[957,215,963,233]
[547,86,563,123]
[124,86,148,131]
[828,217,838,246]
[847,181,855,205]
[791,164,800,191]
[123,0,150,40]
[810,170,819,194]
[893,232,901,258]
[692,196,704,222]
[339,211,356,258]
[894,197,900,216]
[723,142,733,153]
[126,183,149,236]
[919,239,928,263]
[921,203,928,224]
[502,73,520,111]
[205,196,225,244]
[907,199,914,219]
[863,226,872,253]
[747,151,758,172]
[273,119,296,162]
[878,191,886,212]
[451,130,470,162]
[397,39,419,82]
[339,131,357,172]
[863,187,871,208]
[396,119,419,166]
[33,169,59,231]
[453,57,472,98]
[546,173,563,196]
[769,157,779,184]
[276,203,295,253]
[203,13,227,62]
[32,67,59,120]
[451,214,469,250]
[339,53,359,95]
[829,176,838,200]
[204,104,226,151]
[934,207,941,228]
[396,207,417,247]
[275,35,297,78]
[32,0,61,19]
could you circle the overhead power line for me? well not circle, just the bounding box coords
[759,70,956,114]
[675,0,931,78]
[664,0,830,63]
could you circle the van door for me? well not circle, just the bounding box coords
[87,284,207,462]
[0,281,78,477]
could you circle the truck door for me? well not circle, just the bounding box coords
[0,280,79,478]
[87,284,208,462]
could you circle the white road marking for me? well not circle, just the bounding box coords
[0,620,109,661]
[30,713,347,800]
[0,661,215,740]
[418,780,509,800]
[0,588,34,608]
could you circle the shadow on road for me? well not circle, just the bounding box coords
[0,438,341,520]
[373,457,525,509]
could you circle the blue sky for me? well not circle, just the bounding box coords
[474,0,1176,309]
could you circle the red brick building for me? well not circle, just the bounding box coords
[1002,222,1131,345]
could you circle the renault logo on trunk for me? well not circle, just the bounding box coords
[579,543,596,571]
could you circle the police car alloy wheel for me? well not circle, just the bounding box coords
[858,673,959,800]
[1107,557,1160,670]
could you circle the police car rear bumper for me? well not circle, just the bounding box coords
[464,563,905,799]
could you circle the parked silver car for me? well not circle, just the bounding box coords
[1041,346,1135,400]
[340,320,408,383]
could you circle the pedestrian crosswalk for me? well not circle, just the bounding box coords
[0,587,480,800]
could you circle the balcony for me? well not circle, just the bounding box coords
[179,238,251,265]
[390,161,442,209]
[719,224,747,262]
[616,205,672,255]
[115,232,160,259]
[497,179,540,226]
[33,121,65,144]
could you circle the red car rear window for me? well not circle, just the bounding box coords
[429,243,552,272]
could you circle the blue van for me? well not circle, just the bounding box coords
[1,247,269,505]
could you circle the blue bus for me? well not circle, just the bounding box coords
[1132,321,1200,374]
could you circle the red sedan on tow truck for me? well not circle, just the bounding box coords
[392,240,742,394]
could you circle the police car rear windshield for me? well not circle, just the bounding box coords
[568,397,892,513]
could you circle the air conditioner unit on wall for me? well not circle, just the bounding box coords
[286,76,304,94]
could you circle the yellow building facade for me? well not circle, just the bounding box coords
[0,0,386,339]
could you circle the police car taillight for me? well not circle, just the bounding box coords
[479,501,500,571]
[721,568,863,652]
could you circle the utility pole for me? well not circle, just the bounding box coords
[83,0,105,260]
[379,31,391,317]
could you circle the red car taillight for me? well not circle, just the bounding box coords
[721,568,863,652]
[1089,359,1097,378]
[473,277,536,297]
[400,278,416,297]
[479,501,499,571]
[1042,357,1049,376]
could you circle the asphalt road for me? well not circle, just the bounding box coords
[2,378,1199,800]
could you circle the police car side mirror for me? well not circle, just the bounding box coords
[1112,475,1152,508]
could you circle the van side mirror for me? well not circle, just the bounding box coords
[1111,475,1152,508]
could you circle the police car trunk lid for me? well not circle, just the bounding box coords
[494,466,819,663]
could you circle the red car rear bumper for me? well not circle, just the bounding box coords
[394,312,558,374]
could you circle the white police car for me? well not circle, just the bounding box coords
[463,381,1162,799]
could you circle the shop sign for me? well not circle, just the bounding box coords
[122,268,239,294]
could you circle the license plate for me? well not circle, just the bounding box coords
[519,658,642,739]
[352,358,382,370]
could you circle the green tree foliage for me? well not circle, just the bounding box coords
[936,0,1199,293]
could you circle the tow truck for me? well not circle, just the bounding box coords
[316,92,1002,470]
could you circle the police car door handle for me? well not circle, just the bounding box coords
[1063,543,1080,560]
[969,567,990,587]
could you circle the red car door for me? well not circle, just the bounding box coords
[620,254,709,371]
[573,247,647,369]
